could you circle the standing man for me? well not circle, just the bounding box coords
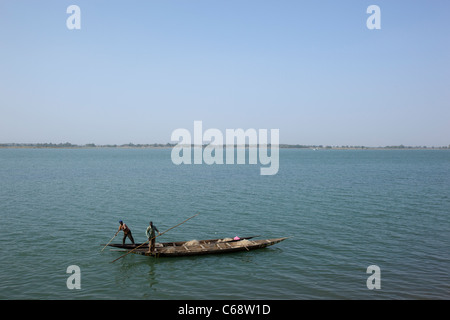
[146,221,161,253]
[116,220,135,245]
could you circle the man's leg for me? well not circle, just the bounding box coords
[151,238,155,252]
[128,232,135,244]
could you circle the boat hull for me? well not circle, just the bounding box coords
[104,237,287,257]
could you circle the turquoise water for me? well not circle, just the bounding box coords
[0,148,449,299]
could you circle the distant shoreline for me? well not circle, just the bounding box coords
[0,143,448,150]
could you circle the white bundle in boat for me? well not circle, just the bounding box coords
[185,239,200,246]
[217,238,233,243]
[239,239,251,246]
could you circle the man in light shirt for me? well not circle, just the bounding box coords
[146,221,161,253]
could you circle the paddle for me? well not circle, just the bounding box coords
[110,213,200,263]
[101,232,118,252]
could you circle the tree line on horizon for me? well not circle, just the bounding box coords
[0,142,449,149]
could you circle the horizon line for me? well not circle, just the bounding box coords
[0,142,449,149]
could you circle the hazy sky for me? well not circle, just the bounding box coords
[1,0,449,146]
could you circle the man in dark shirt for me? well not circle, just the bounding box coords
[116,220,135,245]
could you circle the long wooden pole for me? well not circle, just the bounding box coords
[110,213,199,263]
[101,233,118,252]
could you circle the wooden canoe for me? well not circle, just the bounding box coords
[103,235,257,250]
[103,236,287,257]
